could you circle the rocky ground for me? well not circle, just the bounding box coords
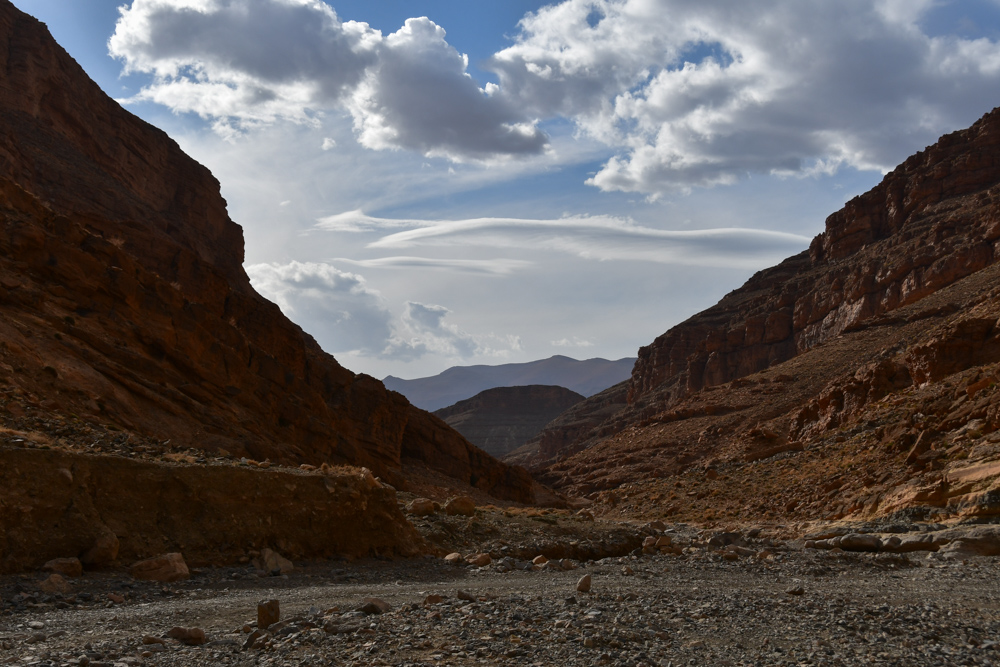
[2,520,1000,667]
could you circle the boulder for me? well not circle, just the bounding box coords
[39,573,70,594]
[81,531,119,568]
[131,553,190,582]
[445,496,476,516]
[254,548,294,574]
[406,498,437,517]
[838,534,882,552]
[167,627,207,646]
[257,599,280,630]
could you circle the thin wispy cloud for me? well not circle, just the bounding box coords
[332,256,532,275]
[343,213,812,267]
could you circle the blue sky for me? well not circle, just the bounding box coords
[11,0,1000,379]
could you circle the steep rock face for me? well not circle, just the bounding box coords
[0,2,536,503]
[628,110,1000,408]
[434,385,584,459]
[537,108,1000,467]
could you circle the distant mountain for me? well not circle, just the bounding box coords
[434,385,585,459]
[384,355,636,411]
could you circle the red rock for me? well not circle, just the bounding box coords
[131,553,190,582]
[257,599,280,630]
[39,573,70,594]
[406,498,436,516]
[167,626,207,646]
[0,1,538,506]
[444,496,476,516]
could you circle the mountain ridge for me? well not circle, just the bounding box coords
[384,354,635,411]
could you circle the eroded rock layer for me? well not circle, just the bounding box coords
[0,2,536,503]
[534,107,1000,525]
[0,447,420,573]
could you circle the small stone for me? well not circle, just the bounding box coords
[424,594,444,605]
[42,557,83,577]
[576,509,595,521]
[576,574,592,593]
[457,589,477,602]
[583,637,596,648]
[406,498,436,516]
[27,621,45,630]
[532,555,548,565]
[39,573,70,594]
[445,496,475,516]
[131,553,190,582]
[142,635,167,645]
[108,592,126,604]
[444,552,463,565]
[25,633,45,644]
[786,585,805,596]
[257,599,280,630]
[167,626,207,646]
[622,565,634,576]
[358,598,391,614]
[642,536,657,548]
[559,558,577,570]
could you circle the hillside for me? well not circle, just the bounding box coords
[434,385,584,458]
[384,355,635,411]
[530,106,1000,527]
[0,1,539,505]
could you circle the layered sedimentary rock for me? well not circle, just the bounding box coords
[531,107,1000,524]
[0,2,536,503]
[434,385,584,458]
[0,447,420,573]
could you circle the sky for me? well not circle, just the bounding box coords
[11,0,1000,380]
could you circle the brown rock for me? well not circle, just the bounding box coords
[0,1,539,510]
[257,599,280,630]
[466,553,492,567]
[107,592,126,604]
[423,594,444,605]
[81,532,119,568]
[142,635,167,645]
[42,557,82,578]
[532,555,548,565]
[253,548,294,575]
[457,590,477,602]
[407,498,437,517]
[358,598,391,614]
[576,574,592,593]
[167,626,207,646]
[443,552,463,565]
[131,553,190,582]
[444,496,476,516]
[39,573,70,594]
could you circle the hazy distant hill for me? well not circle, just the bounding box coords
[384,355,636,411]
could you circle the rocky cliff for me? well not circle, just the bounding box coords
[531,107,1000,526]
[434,385,583,459]
[0,1,537,503]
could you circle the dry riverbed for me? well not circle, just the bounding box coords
[2,521,1000,667]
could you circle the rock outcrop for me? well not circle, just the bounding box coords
[434,385,584,458]
[531,106,1000,525]
[0,2,537,503]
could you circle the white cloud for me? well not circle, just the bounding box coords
[111,0,547,158]
[490,0,1000,195]
[552,337,594,348]
[355,213,810,268]
[332,256,532,275]
[245,261,519,362]
[321,137,337,150]
[246,260,394,355]
[383,302,521,362]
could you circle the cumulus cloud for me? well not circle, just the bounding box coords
[383,302,522,362]
[490,0,1000,194]
[246,260,393,354]
[246,261,518,362]
[552,336,594,348]
[353,213,810,268]
[111,0,547,157]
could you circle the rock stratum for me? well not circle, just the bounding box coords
[0,0,541,547]
[533,106,1000,526]
[434,385,584,459]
